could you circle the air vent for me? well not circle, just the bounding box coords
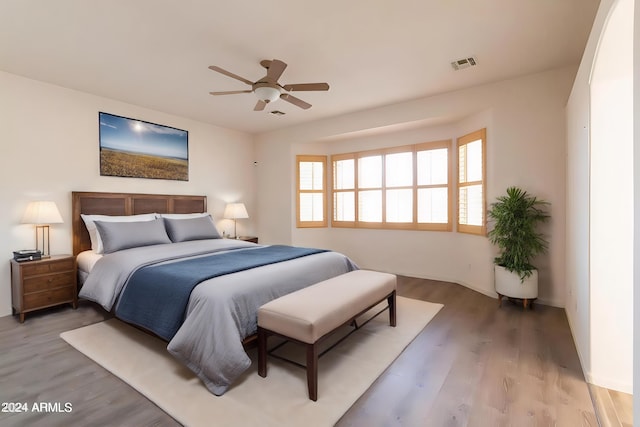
[451,56,478,71]
[270,110,286,116]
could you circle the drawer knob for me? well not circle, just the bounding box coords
[48,278,53,283]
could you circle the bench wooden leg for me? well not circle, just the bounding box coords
[306,342,318,401]
[388,291,396,327]
[258,327,267,377]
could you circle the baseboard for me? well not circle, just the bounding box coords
[374,268,564,308]
[565,307,591,382]
[371,268,498,300]
[565,307,633,398]
[586,373,633,395]
[535,297,564,308]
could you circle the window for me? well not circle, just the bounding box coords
[332,154,356,225]
[296,155,327,228]
[331,141,452,231]
[416,141,451,228]
[457,128,486,235]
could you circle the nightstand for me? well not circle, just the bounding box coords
[10,255,77,323]
[236,236,258,243]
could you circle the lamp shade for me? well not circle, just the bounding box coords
[21,201,63,225]
[224,203,249,220]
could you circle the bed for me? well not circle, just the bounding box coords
[72,191,357,395]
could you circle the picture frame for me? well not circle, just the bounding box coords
[99,112,189,181]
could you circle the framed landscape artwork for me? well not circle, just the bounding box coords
[99,112,189,181]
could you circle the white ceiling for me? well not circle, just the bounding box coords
[0,1,599,134]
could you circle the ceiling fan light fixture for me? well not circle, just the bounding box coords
[254,85,280,103]
[208,59,329,111]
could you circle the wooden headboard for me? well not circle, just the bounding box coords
[72,191,207,256]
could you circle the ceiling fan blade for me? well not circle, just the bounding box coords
[280,93,311,110]
[282,83,329,92]
[254,100,267,111]
[208,66,253,86]
[266,59,287,82]
[209,90,253,96]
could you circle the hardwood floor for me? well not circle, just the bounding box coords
[0,276,598,426]
[589,384,633,427]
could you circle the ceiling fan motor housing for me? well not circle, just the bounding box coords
[253,83,281,103]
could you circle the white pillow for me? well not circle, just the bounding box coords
[159,212,210,219]
[81,213,158,254]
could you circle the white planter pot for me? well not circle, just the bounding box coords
[494,265,538,305]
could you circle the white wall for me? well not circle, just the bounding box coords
[589,0,634,393]
[0,71,256,318]
[566,0,634,394]
[565,21,597,394]
[566,0,615,395]
[256,67,573,306]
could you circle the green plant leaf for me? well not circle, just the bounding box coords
[487,186,549,282]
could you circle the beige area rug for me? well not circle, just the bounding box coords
[60,297,442,427]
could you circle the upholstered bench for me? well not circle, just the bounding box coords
[257,269,397,401]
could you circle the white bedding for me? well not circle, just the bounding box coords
[76,250,103,286]
[77,250,103,274]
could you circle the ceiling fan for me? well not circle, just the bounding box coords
[208,59,329,111]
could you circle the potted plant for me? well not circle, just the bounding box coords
[487,186,549,308]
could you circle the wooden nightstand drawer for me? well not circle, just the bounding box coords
[11,255,78,322]
[23,286,75,310]
[23,272,75,293]
[21,259,74,277]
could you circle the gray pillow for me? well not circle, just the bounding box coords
[163,215,221,242]
[94,218,171,254]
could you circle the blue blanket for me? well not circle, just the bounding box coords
[115,245,328,341]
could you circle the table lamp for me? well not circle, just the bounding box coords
[21,201,63,257]
[223,203,248,239]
